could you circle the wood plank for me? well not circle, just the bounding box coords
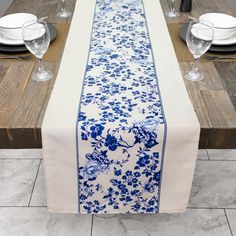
[0,62,34,113]
[199,128,210,149]
[37,0,76,23]
[0,128,41,148]
[167,24,193,62]
[214,62,236,109]
[0,129,11,148]
[44,23,70,62]
[0,62,11,84]
[180,62,224,90]
[6,61,61,148]
[5,0,76,24]
[5,0,42,16]
[160,0,236,23]
[179,63,212,128]
[0,111,14,127]
[10,62,55,128]
[207,128,236,149]
[159,0,190,23]
[201,90,236,127]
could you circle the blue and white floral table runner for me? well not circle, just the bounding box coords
[42,0,200,214]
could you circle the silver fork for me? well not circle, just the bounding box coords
[204,54,236,61]
[0,54,32,61]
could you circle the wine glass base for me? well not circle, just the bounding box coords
[184,70,204,81]
[32,69,53,82]
[57,10,72,18]
[165,11,179,18]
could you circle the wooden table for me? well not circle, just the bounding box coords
[160,0,236,149]
[0,0,236,149]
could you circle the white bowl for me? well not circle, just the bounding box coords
[0,13,37,40]
[199,13,236,40]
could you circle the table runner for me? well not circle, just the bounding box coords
[42,0,200,214]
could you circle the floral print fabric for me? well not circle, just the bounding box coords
[77,0,166,214]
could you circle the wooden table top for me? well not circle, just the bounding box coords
[0,0,236,149]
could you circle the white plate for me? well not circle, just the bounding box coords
[212,34,236,46]
[0,13,37,42]
[0,13,37,28]
[0,22,45,46]
[199,13,236,29]
[191,23,236,46]
[0,35,24,45]
[199,13,236,42]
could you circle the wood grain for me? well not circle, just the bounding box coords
[0,62,11,83]
[0,62,34,112]
[6,0,76,23]
[179,63,212,128]
[207,128,236,149]
[214,62,236,108]
[201,90,236,127]
[44,23,70,61]
[167,24,193,62]
[10,62,55,128]
[160,0,236,23]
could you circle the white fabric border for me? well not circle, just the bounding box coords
[42,0,96,213]
[143,0,200,212]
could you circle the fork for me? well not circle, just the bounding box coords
[0,54,32,61]
[204,54,236,61]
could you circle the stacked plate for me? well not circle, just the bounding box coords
[179,13,236,52]
[0,13,57,53]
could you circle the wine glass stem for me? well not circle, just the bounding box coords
[193,57,200,72]
[61,0,65,12]
[170,0,177,12]
[38,58,44,72]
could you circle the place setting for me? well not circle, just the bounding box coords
[179,13,236,53]
[0,13,57,53]
[176,12,236,82]
[0,13,59,81]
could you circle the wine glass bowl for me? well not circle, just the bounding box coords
[57,0,72,18]
[22,20,53,81]
[184,19,214,81]
[166,0,179,18]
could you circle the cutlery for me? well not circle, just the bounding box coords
[204,54,236,60]
[0,54,32,61]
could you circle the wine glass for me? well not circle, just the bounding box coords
[184,19,214,81]
[22,20,53,81]
[166,0,179,18]
[57,0,72,18]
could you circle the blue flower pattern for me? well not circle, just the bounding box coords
[77,0,166,214]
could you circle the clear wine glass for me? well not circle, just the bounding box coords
[22,20,53,81]
[166,0,179,18]
[184,19,214,81]
[57,0,72,18]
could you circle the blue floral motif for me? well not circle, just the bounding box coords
[105,134,118,151]
[137,154,150,167]
[90,124,104,138]
[82,161,102,181]
[77,0,166,214]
